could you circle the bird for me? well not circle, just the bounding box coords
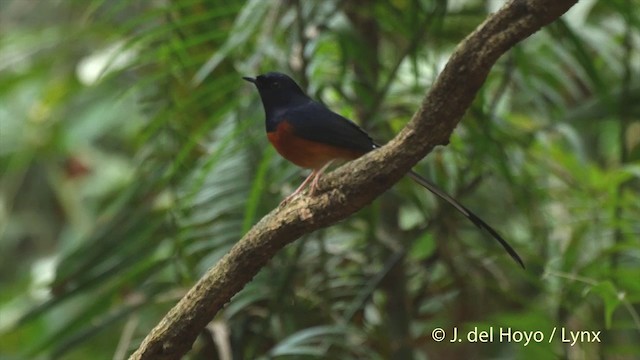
[243,72,524,268]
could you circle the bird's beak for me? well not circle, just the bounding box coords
[242,76,256,83]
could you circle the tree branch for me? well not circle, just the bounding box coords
[129,1,577,358]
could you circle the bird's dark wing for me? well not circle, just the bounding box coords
[284,101,375,153]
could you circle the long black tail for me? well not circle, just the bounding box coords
[406,170,524,268]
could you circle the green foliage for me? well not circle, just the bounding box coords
[1,0,639,359]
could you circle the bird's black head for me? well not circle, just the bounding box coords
[243,72,309,115]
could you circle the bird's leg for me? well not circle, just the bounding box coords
[308,160,334,196]
[280,161,335,205]
[281,169,318,205]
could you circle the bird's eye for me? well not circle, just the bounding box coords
[272,81,280,88]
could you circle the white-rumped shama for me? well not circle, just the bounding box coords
[244,72,524,268]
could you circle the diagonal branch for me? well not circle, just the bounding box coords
[130,1,578,358]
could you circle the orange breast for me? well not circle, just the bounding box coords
[268,121,365,169]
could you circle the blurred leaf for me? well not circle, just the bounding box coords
[267,325,347,357]
[409,232,436,261]
[588,281,622,329]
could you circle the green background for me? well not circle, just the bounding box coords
[1,0,639,359]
